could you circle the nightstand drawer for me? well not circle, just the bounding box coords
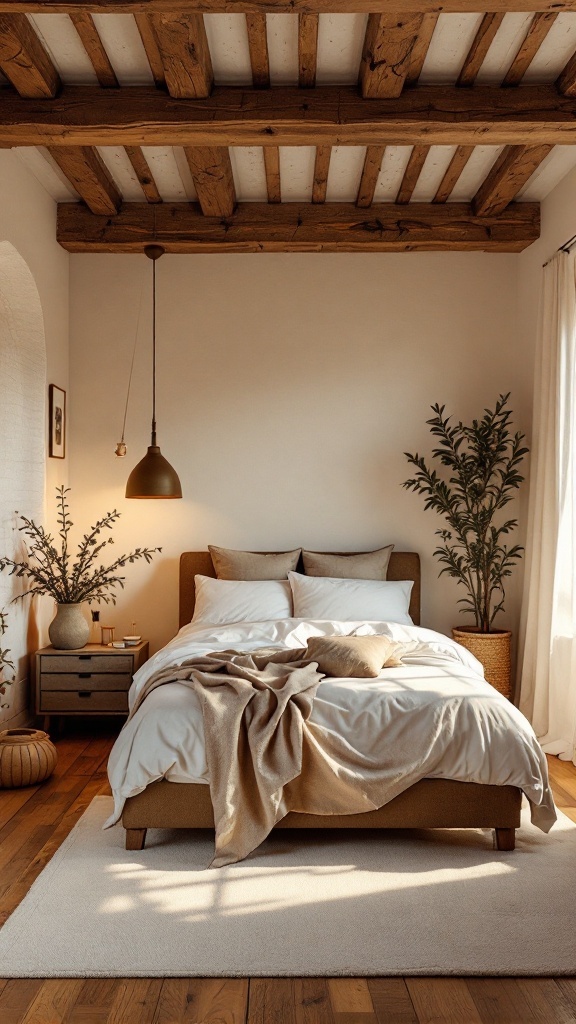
[40,691,129,713]
[41,673,132,692]
[40,654,133,674]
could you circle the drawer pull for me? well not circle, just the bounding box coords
[79,673,92,679]
[78,691,92,698]
[79,655,92,661]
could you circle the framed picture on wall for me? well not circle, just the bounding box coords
[49,385,66,459]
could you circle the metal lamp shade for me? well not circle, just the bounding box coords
[125,246,182,499]
[125,445,182,499]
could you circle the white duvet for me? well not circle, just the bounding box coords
[106,619,556,832]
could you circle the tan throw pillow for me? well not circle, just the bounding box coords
[209,545,301,581]
[302,545,394,580]
[305,635,404,679]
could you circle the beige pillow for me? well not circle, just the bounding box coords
[305,635,404,679]
[302,545,394,580]
[209,545,301,581]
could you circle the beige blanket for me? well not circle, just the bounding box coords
[129,645,410,867]
[129,647,322,865]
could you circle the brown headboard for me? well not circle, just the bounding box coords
[179,551,421,628]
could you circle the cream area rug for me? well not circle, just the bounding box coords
[0,795,575,978]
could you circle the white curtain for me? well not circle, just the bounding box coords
[519,252,576,764]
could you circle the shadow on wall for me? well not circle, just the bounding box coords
[0,241,46,727]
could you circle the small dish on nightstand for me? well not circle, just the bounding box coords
[123,635,142,646]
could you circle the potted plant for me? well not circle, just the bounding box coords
[0,486,161,650]
[403,393,528,698]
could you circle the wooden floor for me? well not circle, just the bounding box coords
[0,722,575,1024]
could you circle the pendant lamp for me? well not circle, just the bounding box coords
[125,245,182,499]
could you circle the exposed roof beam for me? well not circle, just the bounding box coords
[457,13,504,87]
[405,12,438,88]
[57,200,540,255]
[0,13,60,96]
[473,144,552,216]
[135,13,165,87]
[246,13,269,88]
[263,144,280,202]
[312,144,331,203]
[502,12,557,86]
[184,145,235,215]
[149,12,212,97]
[557,49,576,97]
[48,146,121,214]
[298,13,318,88]
[433,145,474,203]
[70,12,118,87]
[2,84,574,147]
[360,14,423,98]
[396,144,428,203]
[2,1,574,13]
[356,144,385,207]
[125,145,162,203]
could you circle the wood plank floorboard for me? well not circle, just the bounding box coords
[0,729,574,1023]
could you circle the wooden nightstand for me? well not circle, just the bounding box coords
[35,642,149,729]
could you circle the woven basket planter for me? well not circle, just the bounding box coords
[0,728,57,789]
[452,628,512,700]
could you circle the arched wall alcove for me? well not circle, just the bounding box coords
[0,241,47,725]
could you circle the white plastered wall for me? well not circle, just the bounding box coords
[69,251,530,653]
[0,150,69,726]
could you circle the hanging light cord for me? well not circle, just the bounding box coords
[151,255,157,447]
[115,276,145,456]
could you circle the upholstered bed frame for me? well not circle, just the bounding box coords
[122,551,521,852]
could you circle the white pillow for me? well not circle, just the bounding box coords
[192,575,292,625]
[288,572,414,625]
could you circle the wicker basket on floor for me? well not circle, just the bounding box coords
[0,728,57,788]
[452,628,512,700]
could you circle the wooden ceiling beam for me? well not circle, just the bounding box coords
[57,200,540,254]
[360,14,423,98]
[2,1,574,13]
[184,145,235,215]
[263,145,280,202]
[298,13,318,88]
[457,13,504,87]
[124,145,162,203]
[356,143,385,207]
[473,144,552,216]
[312,144,331,203]
[433,145,474,202]
[149,12,212,97]
[396,144,429,203]
[557,50,576,96]
[135,13,166,87]
[2,84,576,148]
[405,12,438,88]
[0,13,60,96]
[69,12,118,87]
[48,146,121,214]
[246,13,269,88]
[502,12,557,86]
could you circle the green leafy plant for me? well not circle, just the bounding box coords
[403,394,528,632]
[0,609,14,705]
[0,486,161,606]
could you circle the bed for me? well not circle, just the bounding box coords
[115,550,555,858]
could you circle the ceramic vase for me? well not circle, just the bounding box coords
[48,603,90,650]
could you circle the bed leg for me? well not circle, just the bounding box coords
[126,828,147,851]
[495,827,515,851]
